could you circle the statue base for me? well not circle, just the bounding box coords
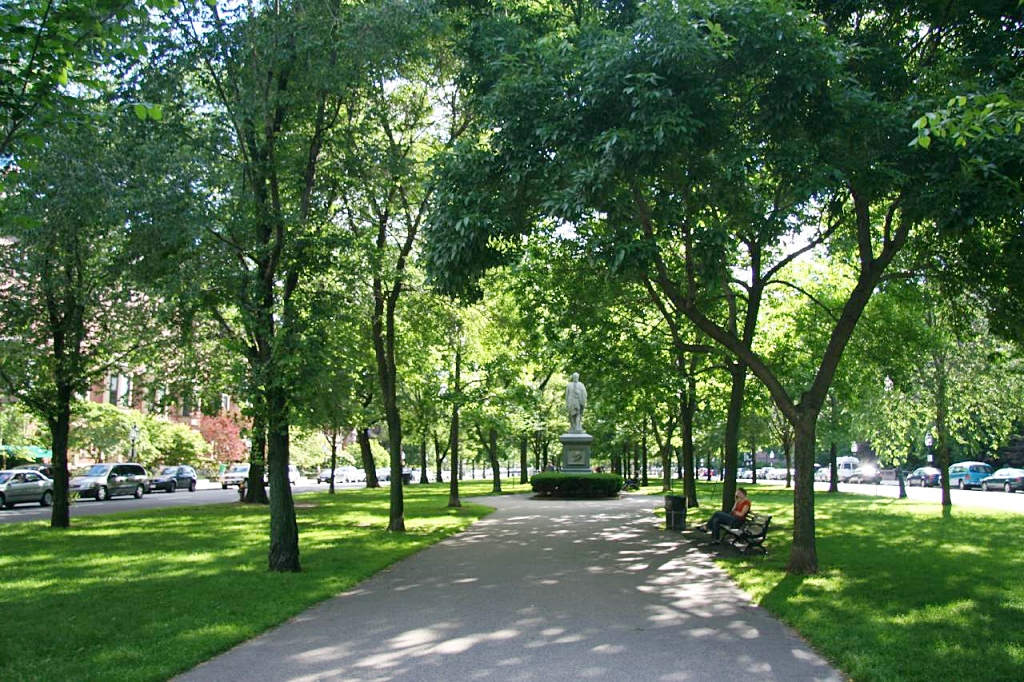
[560,432,593,473]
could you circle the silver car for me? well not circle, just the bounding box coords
[0,469,55,508]
[69,462,149,500]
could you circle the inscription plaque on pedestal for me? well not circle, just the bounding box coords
[560,432,593,473]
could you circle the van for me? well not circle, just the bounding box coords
[836,456,860,482]
[948,461,993,490]
[69,463,149,500]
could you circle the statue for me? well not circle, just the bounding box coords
[565,372,588,433]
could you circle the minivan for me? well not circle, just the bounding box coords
[948,461,993,490]
[69,463,150,500]
[836,456,860,482]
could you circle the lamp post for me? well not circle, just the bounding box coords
[129,424,140,462]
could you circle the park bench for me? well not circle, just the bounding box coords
[720,512,772,555]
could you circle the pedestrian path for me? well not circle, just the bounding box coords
[175,494,842,682]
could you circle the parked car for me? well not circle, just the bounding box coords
[12,463,55,478]
[736,468,753,480]
[814,467,832,482]
[848,465,882,485]
[150,465,198,493]
[980,467,1024,493]
[906,466,941,487]
[0,469,54,508]
[69,462,149,500]
[948,461,994,490]
[834,456,860,482]
[221,463,251,489]
[225,463,299,487]
[764,467,794,481]
[317,468,340,484]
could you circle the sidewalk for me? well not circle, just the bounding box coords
[175,494,842,682]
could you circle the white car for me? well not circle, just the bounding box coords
[221,463,250,489]
[223,463,298,487]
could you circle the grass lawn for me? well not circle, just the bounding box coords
[5,478,1021,682]
[679,482,1024,682]
[0,480,521,681]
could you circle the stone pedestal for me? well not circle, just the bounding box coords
[560,432,593,473]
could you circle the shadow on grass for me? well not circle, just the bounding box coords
[714,486,1024,682]
[0,484,497,682]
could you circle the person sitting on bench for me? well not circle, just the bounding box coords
[701,488,751,543]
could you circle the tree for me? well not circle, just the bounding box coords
[199,414,248,465]
[0,0,169,160]
[425,0,1022,574]
[150,0,443,569]
[0,120,160,528]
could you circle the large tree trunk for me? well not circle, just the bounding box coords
[372,271,405,531]
[680,387,698,508]
[519,434,529,484]
[433,432,448,485]
[487,427,501,494]
[721,362,745,510]
[48,383,73,528]
[266,383,300,572]
[447,347,461,508]
[787,416,819,575]
[420,434,430,484]
[934,351,952,509]
[640,424,649,486]
[358,428,379,488]
[244,409,269,504]
[327,429,339,494]
[828,440,839,493]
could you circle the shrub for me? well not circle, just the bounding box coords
[531,472,624,498]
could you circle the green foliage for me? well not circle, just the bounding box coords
[530,471,624,497]
[69,402,210,468]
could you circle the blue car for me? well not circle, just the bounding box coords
[980,468,1024,493]
[948,461,993,490]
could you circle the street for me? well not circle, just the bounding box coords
[5,477,1023,525]
[0,478,352,524]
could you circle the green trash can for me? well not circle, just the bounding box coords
[665,495,686,530]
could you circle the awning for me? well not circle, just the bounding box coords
[0,445,52,460]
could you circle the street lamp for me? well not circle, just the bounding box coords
[129,424,140,462]
[925,431,934,465]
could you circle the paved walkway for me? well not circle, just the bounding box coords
[175,494,842,682]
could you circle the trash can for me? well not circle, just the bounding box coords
[665,495,686,530]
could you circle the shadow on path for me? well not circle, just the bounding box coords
[176,494,842,682]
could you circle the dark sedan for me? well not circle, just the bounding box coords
[980,468,1024,493]
[906,466,941,487]
[149,465,198,493]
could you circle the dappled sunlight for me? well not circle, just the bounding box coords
[170,493,838,681]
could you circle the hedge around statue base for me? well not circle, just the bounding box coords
[530,472,624,498]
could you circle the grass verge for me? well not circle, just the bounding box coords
[672,482,1024,682]
[0,480,523,681]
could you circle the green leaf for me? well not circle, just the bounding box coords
[133,104,148,120]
